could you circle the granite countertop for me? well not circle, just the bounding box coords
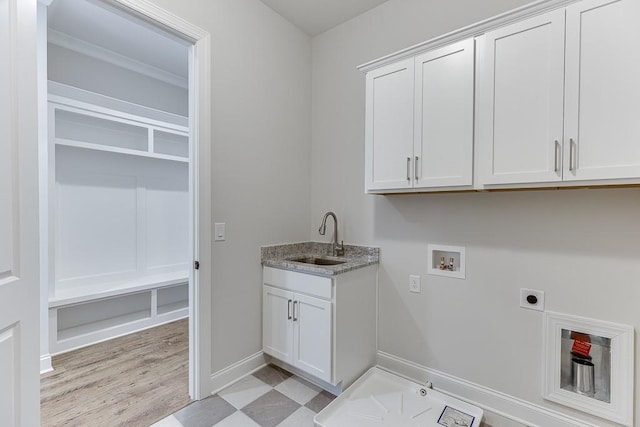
[261,242,379,276]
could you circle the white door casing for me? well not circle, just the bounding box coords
[0,0,41,425]
[82,0,213,400]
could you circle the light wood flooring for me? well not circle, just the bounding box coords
[41,319,191,427]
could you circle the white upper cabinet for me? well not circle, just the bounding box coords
[478,10,566,185]
[479,0,640,186]
[563,0,640,181]
[364,39,474,192]
[365,58,415,191]
[414,39,474,188]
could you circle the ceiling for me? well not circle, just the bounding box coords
[47,0,189,82]
[259,0,389,36]
[46,0,389,86]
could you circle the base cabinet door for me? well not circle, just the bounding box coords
[293,294,332,383]
[478,10,566,185]
[263,286,294,362]
[563,0,640,181]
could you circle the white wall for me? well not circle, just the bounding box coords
[148,0,312,373]
[48,44,188,116]
[310,1,640,426]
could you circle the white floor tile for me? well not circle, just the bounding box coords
[218,375,272,409]
[149,414,184,427]
[276,406,316,427]
[274,376,322,405]
[212,411,260,427]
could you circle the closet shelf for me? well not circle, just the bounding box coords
[55,138,189,163]
[49,271,189,308]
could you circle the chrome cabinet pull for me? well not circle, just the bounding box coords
[415,156,419,181]
[554,140,560,173]
[406,157,411,182]
[569,138,577,172]
[293,301,298,322]
[287,299,292,320]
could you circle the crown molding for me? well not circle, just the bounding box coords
[48,28,188,89]
[357,0,580,72]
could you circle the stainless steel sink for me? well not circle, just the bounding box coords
[289,256,347,266]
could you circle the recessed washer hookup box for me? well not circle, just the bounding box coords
[314,367,483,427]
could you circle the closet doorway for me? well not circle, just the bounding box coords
[37,0,210,424]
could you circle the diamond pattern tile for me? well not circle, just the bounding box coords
[274,376,322,405]
[252,364,293,387]
[305,389,336,413]
[173,395,235,427]
[153,365,330,427]
[241,390,300,427]
[218,375,272,409]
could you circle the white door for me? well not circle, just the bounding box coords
[414,38,474,188]
[262,286,293,362]
[478,10,565,185]
[293,293,332,383]
[365,58,415,191]
[0,0,41,426]
[563,0,640,181]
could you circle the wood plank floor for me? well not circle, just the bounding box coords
[41,319,191,427]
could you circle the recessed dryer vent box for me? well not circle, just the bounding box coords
[428,244,465,279]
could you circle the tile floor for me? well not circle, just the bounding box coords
[152,365,336,427]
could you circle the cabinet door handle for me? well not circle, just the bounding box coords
[406,157,411,182]
[293,301,298,322]
[554,140,560,173]
[415,156,419,181]
[287,299,292,320]
[569,138,577,172]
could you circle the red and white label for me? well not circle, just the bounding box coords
[572,340,592,357]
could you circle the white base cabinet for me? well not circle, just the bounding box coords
[262,265,377,388]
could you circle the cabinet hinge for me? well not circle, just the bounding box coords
[194,260,200,270]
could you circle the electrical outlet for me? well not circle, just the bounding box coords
[409,275,421,293]
[520,288,544,311]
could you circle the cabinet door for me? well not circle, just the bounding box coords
[563,0,640,181]
[293,293,332,383]
[478,10,565,185]
[263,286,293,363]
[365,58,415,191]
[414,39,474,188]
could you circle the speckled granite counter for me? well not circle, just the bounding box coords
[261,242,379,276]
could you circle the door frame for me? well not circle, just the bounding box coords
[111,1,212,400]
[38,0,212,400]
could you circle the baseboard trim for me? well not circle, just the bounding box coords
[40,354,53,374]
[377,351,601,427]
[209,351,266,395]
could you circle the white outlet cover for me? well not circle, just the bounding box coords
[409,275,421,293]
[520,288,544,311]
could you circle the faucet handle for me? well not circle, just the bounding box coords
[336,240,345,256]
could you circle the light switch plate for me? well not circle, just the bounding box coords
[214,222,226,241]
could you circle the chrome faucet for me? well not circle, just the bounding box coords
[318,211,345,257]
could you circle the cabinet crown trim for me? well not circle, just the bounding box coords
[357,0,578,73]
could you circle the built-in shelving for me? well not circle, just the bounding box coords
[47,86,190,355]
[51,96,189,163]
